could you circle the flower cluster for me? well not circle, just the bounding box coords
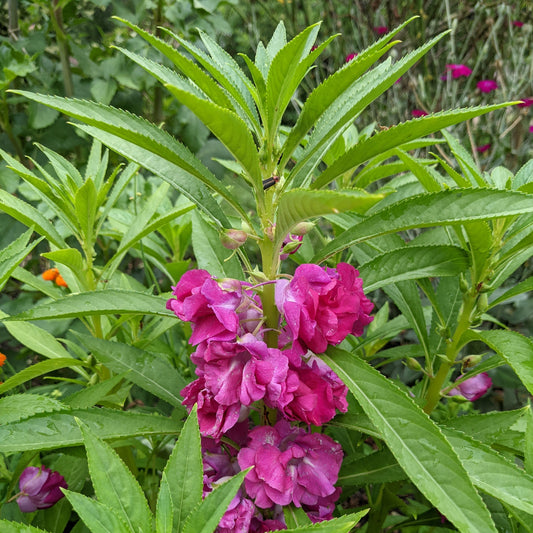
[167,263,373,530]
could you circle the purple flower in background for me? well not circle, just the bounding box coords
[476,143,491,153]
[449,372,492,401]
[411,109,428,118]
[477,79,498,93]
[374,26,388,35]
[512,20,524,27]
[17,466,67,512]
[518,98,533,107]
[441,64,472,79]
[529,125,533,133]
[345,52,357,62]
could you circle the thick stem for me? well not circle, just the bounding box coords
[50,1,74,97]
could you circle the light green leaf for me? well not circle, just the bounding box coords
[74,178,97,245]
[65,374,128,409]
[192,210,244,280]
[489,276,533,308]
[313,189,533,263]
[42,248,84,273]
[156,473,173,533]
[284,505,312,528]
[443,427,533,515]
[275,189,383,250]
[0,394,66,424]
[312,104,511,190]
[63,490,133,533]
[0,358,90,395]
[323,347,497,533]
[0,520,51,533]
[465,329,533,395]
[0,189,66,248]
[3,289,173,321]
[78,421,153,533]
[358,245,470,292]
[0,408,181,452]
[283,512,368,532]
[75,334,186,406]
[394,149,442,192]
[160,407,203,532]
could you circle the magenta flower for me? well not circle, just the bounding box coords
[518,98,533,107]
[476,143,491,153]
[449,372,492,401]
[512,20,524,27]
[374,26,388,35]
[17,467,67,512]
[275,263,373,356]
[441,64,472,79]
[345,52,357,62]
[477,79,498,93]
[237,420,343,510]
[529,125,533,133]
[411,109,428,118]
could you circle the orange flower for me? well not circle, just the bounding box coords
[55,274,68,288]
[0,352,6,367]
[42,268,59,281]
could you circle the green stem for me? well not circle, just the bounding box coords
[50,0,74,97]
[8,0,19,40]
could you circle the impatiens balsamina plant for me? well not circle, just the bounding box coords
[1,15,533,533]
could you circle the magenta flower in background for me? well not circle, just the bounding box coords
[512,20,524,27]
[529,125,533,133]
[374,26,388,35]
[17,467,67,512]
[411,109,428,118]
[345,52,357,62]
[518,98,533,107]
[477,79,498,93]
[449,372,492,401]
[441,64,472,79]
[476,143,491,153]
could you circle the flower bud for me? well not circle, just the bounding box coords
[17,466,68,512]
[220,229,248,250]
[461,354,483,372]
[405,357,423,372]
[448,372,492,401]
[290,222,314,236]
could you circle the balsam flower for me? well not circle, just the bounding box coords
[275,263,373,356]
[441,64,472,79]
[16,466,67,512]
[449,372,492,401]
[477,79,498,93]
[238,420,343,511]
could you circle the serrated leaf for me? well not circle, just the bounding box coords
[78,421,153,533]
[181,469,248,533]
[313,189,533,263]
[312,104,511,190]
[75,334,186,406]
[160,407,203,532]
[0,189,66,248]
[358,245,470,292]
[0,394,66,424]
[192,210,244,280]
[10,91,238,226]
[275,189,383,250]
[464,329,533,395]
[443,427,533,515]
[283,512,368,533]
[0,408,181,452]
[74,178,97,245]
[42,248,84,273]
[0,358,90,395]
[323,347,497,533]
[0,229,41,292]
[489,276,533,308]
[3,289,173,321]
[0,520,51,533]
[284,505,312,528]
[65,374,128,409]
[63,490,133,533]
[394,149,442,192]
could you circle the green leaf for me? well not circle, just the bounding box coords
[394,149,442,192]
[283,512,369,532]
[0,189,66,248]
[156,472,173,533]
[165,85,262,191]
[489,276,533,308]
[0,520,51,533]
[192,210,244,280]
[10,91,237,226]
[65,374,129,409]
[358,245,470,292]
[160,407,203,532]
[0,394,66,424]
[63,490,133,533]
[3,289,173,321]
[526,405,533,476]
[78,421,153,533]
[464,329,533,395]
[0,358,90,395]
[312,104,511,190]
[181,469,249,533]
[74,178,97,245]
[75,334,186,407]
[313,189,533,263]
[275,189,383,250]
[42,248,85,273]
[443,427,533,515]
[0,408,181,452]
[284,505,312,528]
[323,347,497,533]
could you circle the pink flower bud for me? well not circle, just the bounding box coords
[221,229,248,250]
[17,466,68,512]
[449,372,492,401]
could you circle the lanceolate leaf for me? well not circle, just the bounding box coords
[358,245,470,292]
[0,230,42,292]
[443,428,533,515]
[313,189,533,262]
[0,408,181,452]
[311,103,511,190]
[3,289,173,321]
[275,189,383,250]
[489,276,533,308]
[282,512,369,532]
[0,520,59,533]
[323,347,497,533]
[10,91,238,226]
